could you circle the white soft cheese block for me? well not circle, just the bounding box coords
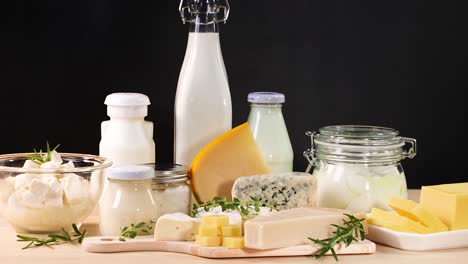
[196,206,243,225]
[231,172,317,210]
[154,212,200,241]
[244,207,366,250]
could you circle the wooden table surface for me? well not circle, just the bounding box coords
[1,190,467,264]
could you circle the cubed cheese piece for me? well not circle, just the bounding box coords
[199,224,220,236]
[244,207,366,250]
[195,235,221,247]
[420,183,468,230]
[202,215,229,227]
[368,208,431,234]
[60,174,89,205]
[190,123,270,202]
[221,225,242,237]
[196,207,243,225]
[388,196,448,232]
[232,172,316,210]
[154,213,200,241]
[222,236,244,249]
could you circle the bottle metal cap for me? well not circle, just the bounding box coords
[248,92,285,104]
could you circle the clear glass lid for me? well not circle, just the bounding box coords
[303,125,417,168]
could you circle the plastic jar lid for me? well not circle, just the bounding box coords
[247,92,285,104]
[108,165,154,180]
[104,93,151,117]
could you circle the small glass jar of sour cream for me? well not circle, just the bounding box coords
[99,165,157,236]
[150,164,191,219]
[303,125,417,212]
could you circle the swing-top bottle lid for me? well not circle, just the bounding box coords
[179,0,230,25]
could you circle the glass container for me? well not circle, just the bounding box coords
[150,164,191,219]
[0,153,111,234]
[303,125,417,212]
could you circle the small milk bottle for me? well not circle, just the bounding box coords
[247,92,294,173]
[174,0,232,166]
[99,93,156,166]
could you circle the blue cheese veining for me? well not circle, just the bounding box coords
[231,172,317,210]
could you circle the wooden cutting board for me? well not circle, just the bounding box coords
[82,236,376,258]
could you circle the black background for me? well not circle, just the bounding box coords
[2,1,467,188]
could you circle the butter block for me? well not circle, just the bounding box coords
[221,225,242,237]
[420,183,468,230]
[199,224,220,236]
[244,207,366,250]
[201,215,229,227]
[368,208,431,234]
[154,213,200,241]
[222,236,244,249]
[231,172,317,210]
[195,235,221,247]
[388,196,448,233]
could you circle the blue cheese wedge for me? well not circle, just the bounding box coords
[231,172,317,210]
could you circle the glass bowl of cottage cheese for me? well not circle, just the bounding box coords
[0,151,112,234]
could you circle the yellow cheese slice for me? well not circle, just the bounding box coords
[368,208,431,234]
[190,122,270,202]
[222,236,244,249]
[420,183,468,230]
[388,196,448,233]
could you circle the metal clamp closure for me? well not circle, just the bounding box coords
[303,131,317,173]
[401,137,417,159]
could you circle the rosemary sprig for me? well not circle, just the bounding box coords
[16,223,86,249]
[308,214,366,261]
[119,220,155,242]
[26,142,61,165]
[192,196,274,218]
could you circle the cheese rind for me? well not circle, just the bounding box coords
[420,183,468,230]
[388,196,448,232]
[367,208,431,234]
[243,207,366,250]
[154,213,200,241]
[231,172,317,210]
[190,123,270,202]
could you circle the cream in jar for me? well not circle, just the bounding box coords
[99,165,156,236]
[150,164,191,219]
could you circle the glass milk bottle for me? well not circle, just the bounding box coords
[247,92,294,172]
[174,0,232,166]
[99,93,156,166]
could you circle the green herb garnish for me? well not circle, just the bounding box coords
[16,223,86,249]
[192,196,274,218]
[309,214,366,261]
[26,142,61,165]
[119,220,155,242]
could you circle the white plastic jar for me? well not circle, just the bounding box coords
[247,92,294,173]
[304,126,417,212]
[150,164,191,219]
[99,166,157,236]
